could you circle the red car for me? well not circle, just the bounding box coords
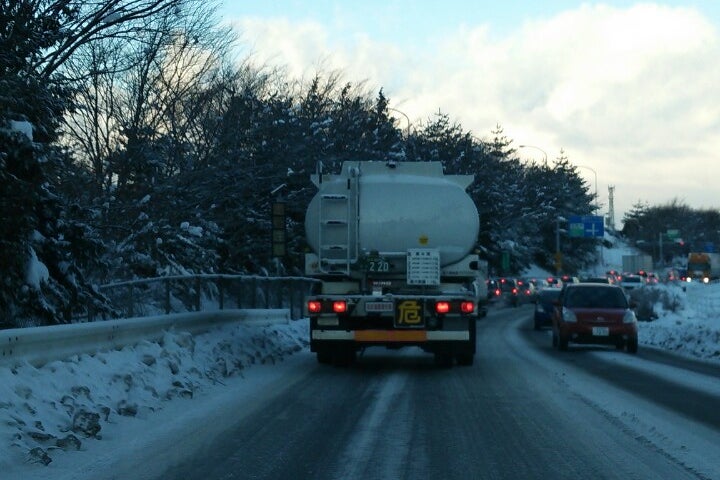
[552,283,638,353]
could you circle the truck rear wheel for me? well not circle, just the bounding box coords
[333,349,356,367]
[456,353,474,366]
[316,350,333,364]
[434,353,454,368]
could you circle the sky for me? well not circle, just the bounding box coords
[218,1,720,225]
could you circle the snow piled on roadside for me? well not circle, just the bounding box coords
[640,282,720,361]
[0,319,308,471]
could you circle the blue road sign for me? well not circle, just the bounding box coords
[568,215,604,238]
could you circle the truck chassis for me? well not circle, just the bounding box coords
[307,293,477,367]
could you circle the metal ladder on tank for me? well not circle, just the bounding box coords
[317,189,355,275]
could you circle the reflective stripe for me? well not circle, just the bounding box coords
[312,330,354,340]
[426,331,470,341]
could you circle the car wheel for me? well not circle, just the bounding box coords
[558,334,569,351]
[615,340,625,350]
[626,338,639,354]
[534,317,542,330]
[552,330,558,347]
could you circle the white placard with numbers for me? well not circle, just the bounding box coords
[407,249,441,285]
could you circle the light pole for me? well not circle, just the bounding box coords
[576,164,602,271]
[388,108,411,137]
[576,164,598,211]
[556,216,567,276]
[518,144,548,164]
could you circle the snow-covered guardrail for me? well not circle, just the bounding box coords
[0,309,290,368]
[88,274,318,321]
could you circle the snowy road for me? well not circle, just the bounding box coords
[151,305,720,480]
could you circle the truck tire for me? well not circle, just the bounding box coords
[316,350,333,364]
[333,349,356,367]
[456,353,474,366]
[434,353,454,368]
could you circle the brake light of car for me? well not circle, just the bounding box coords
[512,287,518,295]
[494,288,502,296]
[332,300,347,313]
[307,300,322,313]
[623,310,637,324]
[435,301,451,314]
[561,307,577,323]
[460,301,474,314]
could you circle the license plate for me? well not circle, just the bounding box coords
[592,326,609,336]
[366,302,394,313]
[317,317,339,326]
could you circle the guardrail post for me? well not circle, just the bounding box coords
[265,279,270,309]
[165,279,171,314]
[128,284,134,317]
[195,277,201,311]
[218,276,225,310]
[251,278,257,309]
[291,279,299,319]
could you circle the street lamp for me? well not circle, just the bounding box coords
[388,108,411,136]
[556,216,567,276]
[576,164,602,270]
[518,144,548,164]
[576,164,598,211]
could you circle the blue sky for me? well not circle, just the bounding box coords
[219,1,720,224]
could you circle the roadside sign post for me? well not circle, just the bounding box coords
[659,229,681,266]
[568,215,604,274]
[567,215,604,239]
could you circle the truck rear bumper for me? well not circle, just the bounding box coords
[311,329,470,342]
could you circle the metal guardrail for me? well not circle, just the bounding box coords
[88,275,320,322]
[1,309,291,368]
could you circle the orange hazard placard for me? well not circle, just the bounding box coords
[354,330,427,342]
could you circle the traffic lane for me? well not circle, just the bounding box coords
[517,309,720,431]
[161,315,697,480]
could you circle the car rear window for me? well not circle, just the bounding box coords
[563,287,628,308]
[539,290,561,301]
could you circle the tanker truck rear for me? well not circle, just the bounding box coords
[304,161,481,366]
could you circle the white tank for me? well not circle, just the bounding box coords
[305,161,479,266]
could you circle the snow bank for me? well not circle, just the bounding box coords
[0,319,308,470]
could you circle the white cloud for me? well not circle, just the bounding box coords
[228,4,720,221]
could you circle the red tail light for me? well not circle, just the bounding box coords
[332,300,347,313]
[460,301,474,313]
[307,300,322,313]
[435,301,450,314]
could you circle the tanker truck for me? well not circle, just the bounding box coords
[686,252,720,283]
[304,160,481,367]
